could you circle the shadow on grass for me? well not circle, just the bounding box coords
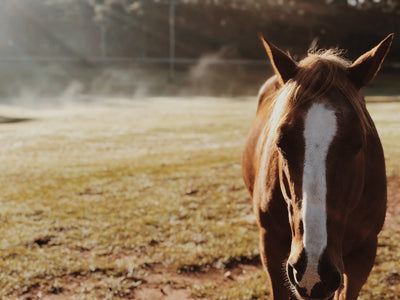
[0,116,32,124]
[366,95,400,103]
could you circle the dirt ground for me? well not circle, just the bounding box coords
[130,177,400,300]
[134,263,261,300]
[2,98,398,300]
[17,176,400,300]
[385,177,400,229]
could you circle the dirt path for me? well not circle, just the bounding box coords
[384,176,400,229]
[134,262,262,300]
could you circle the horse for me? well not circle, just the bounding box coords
[242,34,393,300]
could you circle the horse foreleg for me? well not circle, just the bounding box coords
[335,236,378,300]
[260,229,296,300]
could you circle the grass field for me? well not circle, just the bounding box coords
[0,96,399,299]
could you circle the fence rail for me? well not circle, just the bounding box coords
[0,56,270,65]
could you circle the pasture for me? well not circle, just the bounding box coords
[0,96,399,299]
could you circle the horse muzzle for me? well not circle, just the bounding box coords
[287,259,342,300]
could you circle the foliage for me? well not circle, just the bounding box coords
[1,0,399,62]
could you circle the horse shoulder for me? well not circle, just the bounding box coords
[243,132,289,239]
[242,85,277,198]
[253,152,289,232]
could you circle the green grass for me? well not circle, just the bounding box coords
[0,96,398,299]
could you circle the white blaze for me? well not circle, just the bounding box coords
[298,103,337,294]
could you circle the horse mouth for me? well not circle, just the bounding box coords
[289,279,336,300]
[293,289,335,300]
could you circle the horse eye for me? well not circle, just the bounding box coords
[276,125,291,153]
[351,138,363,154]
[343,134,363,156]
[276,135,286,151]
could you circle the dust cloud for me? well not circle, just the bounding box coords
[0,49,269,107]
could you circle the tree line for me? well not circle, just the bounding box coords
[1,0,399,64]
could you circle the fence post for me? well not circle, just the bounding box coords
[100,19,107,62]
[169,0,175,81]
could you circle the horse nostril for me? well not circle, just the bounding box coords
[293,268,301,283]
[287,263,296,285]
[310,269,342,299]
[287,263,302,285]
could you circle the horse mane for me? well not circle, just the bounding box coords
[269,49,374,140]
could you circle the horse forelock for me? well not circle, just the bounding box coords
[267,50,374,144]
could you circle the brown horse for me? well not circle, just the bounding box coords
[242,34,393,300]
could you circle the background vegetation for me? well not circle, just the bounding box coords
[1,0,399,61]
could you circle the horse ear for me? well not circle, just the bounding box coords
[260,35,298,84]
[348,33,394,89]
